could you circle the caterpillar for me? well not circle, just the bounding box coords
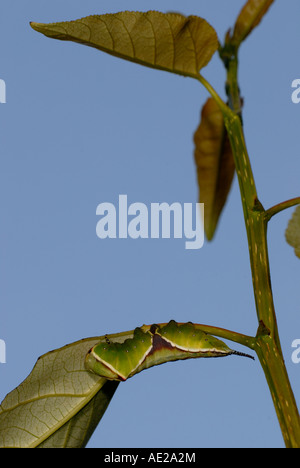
[85,320,254,381]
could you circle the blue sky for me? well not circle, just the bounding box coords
[1,0,300,448]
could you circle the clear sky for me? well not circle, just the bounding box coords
[1,0,300,448]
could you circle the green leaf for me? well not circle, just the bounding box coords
[231,0,274,47]
[0,335,125,448]
[194,98,235,240]
[36,379,118,448]
[30,11,219,78]
[285,205,300,259]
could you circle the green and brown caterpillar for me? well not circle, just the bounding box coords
[85,320,254,381]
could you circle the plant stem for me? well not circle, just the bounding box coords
[255,332,300,448]
[181,323,256,350]
[266,197,300,220]
[226,110,300,448]
[199,44,300,446]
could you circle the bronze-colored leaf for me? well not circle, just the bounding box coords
[194,98,235,240]
[30,11,218,78]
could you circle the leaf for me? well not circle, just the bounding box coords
[30,11,219,78]
[36,380,118,448]
[231,0,274,47]
[285,205,300,259]
[194,98,235,240]
[0,335,126,448]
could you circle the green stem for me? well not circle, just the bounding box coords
[197,74,258,209]
[266,197,300,221]
[183,323,256,350]
[255,333,300,448]
[224,52,243,119]
[197,74,229,115]
[198,46,300,446]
